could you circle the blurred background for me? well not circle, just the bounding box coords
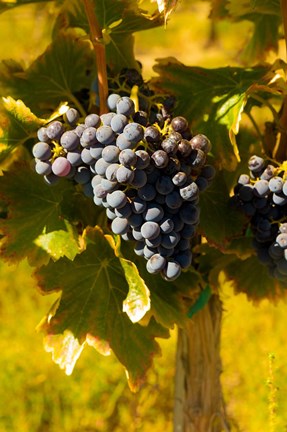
[1,2,287,431]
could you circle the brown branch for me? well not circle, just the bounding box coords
[83,0,108,114]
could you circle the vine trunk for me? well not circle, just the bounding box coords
[173,294,230,432]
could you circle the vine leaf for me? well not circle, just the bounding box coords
[224,255,286,302]
[212,0,281,63]
[0,97,44,160]
[155,0,178,24]
[54,0,163,72]
[34,224,81,261]
[0,0,54,14]
[0,31,95,116]
[36,227,169,391]
[120,257,151,323]
[199,172,247,247]
[0,162,76,266]
[151,58,274,168]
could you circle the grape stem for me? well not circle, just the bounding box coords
[83,0,108,114]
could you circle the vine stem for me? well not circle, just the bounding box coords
[83,0,108,114]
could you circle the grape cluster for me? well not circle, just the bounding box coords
[33,94,214,280]
[233,155,287,281]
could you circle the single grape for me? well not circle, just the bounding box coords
[116,166,135,184]
[60,130,80,151]
[32,142,52,160]
[64,108,79,126]
[116,133,134,150]
[151,150,169,168]
[67,149,82,166]
[96,125,116,145]
[177,139,192,157]
[171,116,188,133]
[161,231,180,249]
[162,259,181,281]
[138,183,157,201]
[146,254,166,273]
[156,175,174,195]
[119,148,137,167]
[52,157,71,177]
[95,158,110,176]
[253,179,269,197]
[106,163,120,181]
[107,190,127,209]
[116,96,135,116]
[143,245,157,260]
[248,155,265,173]
[107,94,121,112]
[165,191,182,209]
[89,143,104,160]
[179,203,200,224]
[84,113,101,128]
[46,121,65,140]
[123,122,144,143]
[160,216,174,234]
[115,202,132,218]
[130,169,147,188]
[269,177,283,193]
[130,196,146,214]
[134,241,145,256]
[141,221,160,240]
[80,148,95,165]
[172,171,187,187]
[106,208,117,221]
[102,145,120,163]
[37,127,49,142]
[190,134,211,154]
[75,124,86,138]
[111,217,129,235]
[144,126,161,143]
[143,203,164,222]
[81,127,98,147]
[101,178,118,193]
[110,114,128,133]
[179,182,199,201]
[276,233,287,248]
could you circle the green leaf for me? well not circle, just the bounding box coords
[54,0,163,72]
[199,171,247,247]
[34,222,81,261]
[151,58,271,166]
[0,0,55,14]
[0,162,75,265]
[213,0,281,62]
[224,255,286,302]
[120,256,151,323]
[36,227,169,391]
[0,31,95,116]
[0,97,44,161]
[155,0,178,24]
[120,241,188,328]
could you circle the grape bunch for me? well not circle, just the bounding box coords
[32,94,215,281]
[233,155,287,281]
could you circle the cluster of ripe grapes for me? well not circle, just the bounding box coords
[32,94,215,281]
[233,155,287,281]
